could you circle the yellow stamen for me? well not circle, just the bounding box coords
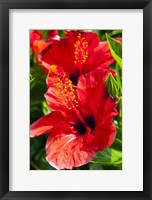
[74,33,89,69]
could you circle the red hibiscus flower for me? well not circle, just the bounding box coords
[30,30,60,57]
[30,30,42,48]
[30,66,118,169]
[31,30,121,84]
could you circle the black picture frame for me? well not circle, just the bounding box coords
[0,0,152,199]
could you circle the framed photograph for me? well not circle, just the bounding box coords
[0,0,152,199]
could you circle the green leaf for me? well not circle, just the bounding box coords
[118,97,122,118]
[106,33,122,68]
[40,30,48,39]
[90,148,122,168]
[35,148,55,170]
[88,163,104,170]
[30,74,35,83]
[105,73,120,98]
[115,62,122,89]
[110,30,122,37]
[30,65,46,90]
[42,101,51,115]
[114,97,122,140]
[30,135,56,170]
[30,82,47,101]
[111,138,122,151]
[115,122,122,141]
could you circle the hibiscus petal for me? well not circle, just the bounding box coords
[30,112,71,138]
[45,87,78,124]
[77,67,109,117]
[48,30,59,38]
[39,39,75,73]
[46,132,97,169]
[32,40,50,56]
[92,97,118,151]
[30,30,50,57]
[102,97,118,120]
[30,30,42,48]
[93,121,117,151]
[94,38,122,69]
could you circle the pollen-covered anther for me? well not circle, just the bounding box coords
[49,65,58,74]
[52,72,78,110]
[74,33,89,65]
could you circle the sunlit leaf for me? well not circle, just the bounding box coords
[42,101,51,115]
[105,73,120,98]
[106,33,122,68]
[30,74,35,83]
[90,148,122,169]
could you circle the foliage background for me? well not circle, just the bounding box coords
[30,30,122,170]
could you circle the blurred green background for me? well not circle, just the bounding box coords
[30,30,122,170]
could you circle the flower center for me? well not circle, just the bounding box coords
[69,70,79,85]
[73,115,96,135]
[49,65,95,135]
